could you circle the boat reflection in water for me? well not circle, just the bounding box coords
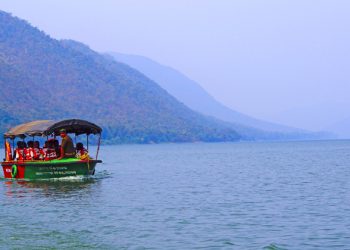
[2,176,100,198]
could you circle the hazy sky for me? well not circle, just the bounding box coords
[0,0,349,130]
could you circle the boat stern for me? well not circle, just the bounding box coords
[2,162,26,179]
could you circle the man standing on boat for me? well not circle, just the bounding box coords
[58,128,76,159]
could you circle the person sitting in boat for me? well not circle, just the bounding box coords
[26,141,35,160]
[15,141,26,161]
[33,141,44,160]
[57,129,75,159]
[44,139,58,161]
[76,142,89,160]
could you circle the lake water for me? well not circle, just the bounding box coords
[1,141,350,249]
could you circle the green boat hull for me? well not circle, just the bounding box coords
[2,158,102,179]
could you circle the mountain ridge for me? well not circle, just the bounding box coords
[107,52,335,140]
[107,52,308,133]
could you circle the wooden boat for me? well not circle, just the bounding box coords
[1,119,102,179]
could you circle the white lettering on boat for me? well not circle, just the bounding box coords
[35,170,77,176]
[37,166,68,171]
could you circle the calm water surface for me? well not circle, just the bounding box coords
[1,141,350,249]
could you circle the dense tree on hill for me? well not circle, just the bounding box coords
[0,11,240,143]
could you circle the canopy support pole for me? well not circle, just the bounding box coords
[3,137,6,161]
[22,138,25,160]
[96,133,101,160]
[86,134,89,151]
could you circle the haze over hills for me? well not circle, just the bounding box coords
[267,101,350,139]
[0,10,333,143]
[327,118,350,138]
[108,52,334,138]
[0,10,242,143]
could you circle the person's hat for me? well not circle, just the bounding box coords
[59,128,66,133]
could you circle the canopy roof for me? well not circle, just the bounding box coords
[4,119,102,138]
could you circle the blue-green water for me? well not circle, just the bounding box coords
[1,141,350,249]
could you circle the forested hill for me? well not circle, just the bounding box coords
[0,10,240,143]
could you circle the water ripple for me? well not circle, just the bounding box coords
[1,141,350,249]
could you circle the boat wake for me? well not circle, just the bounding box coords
[0,169,112,183]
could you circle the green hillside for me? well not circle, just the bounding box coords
[0,11,240,143]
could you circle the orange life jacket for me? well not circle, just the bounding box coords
[5,141,12,161]
[76,148,88,158]
[77,148,88,155]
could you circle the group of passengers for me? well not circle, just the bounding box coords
[14,129,89,161]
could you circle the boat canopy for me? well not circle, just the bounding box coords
[4,119,102,139]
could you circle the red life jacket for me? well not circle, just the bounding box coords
[44,148,57,161]
[40,148,45,159]
[26,147,35,160]
[33,148,42,160]
[42,148,48,155]
[15,148,26,161]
